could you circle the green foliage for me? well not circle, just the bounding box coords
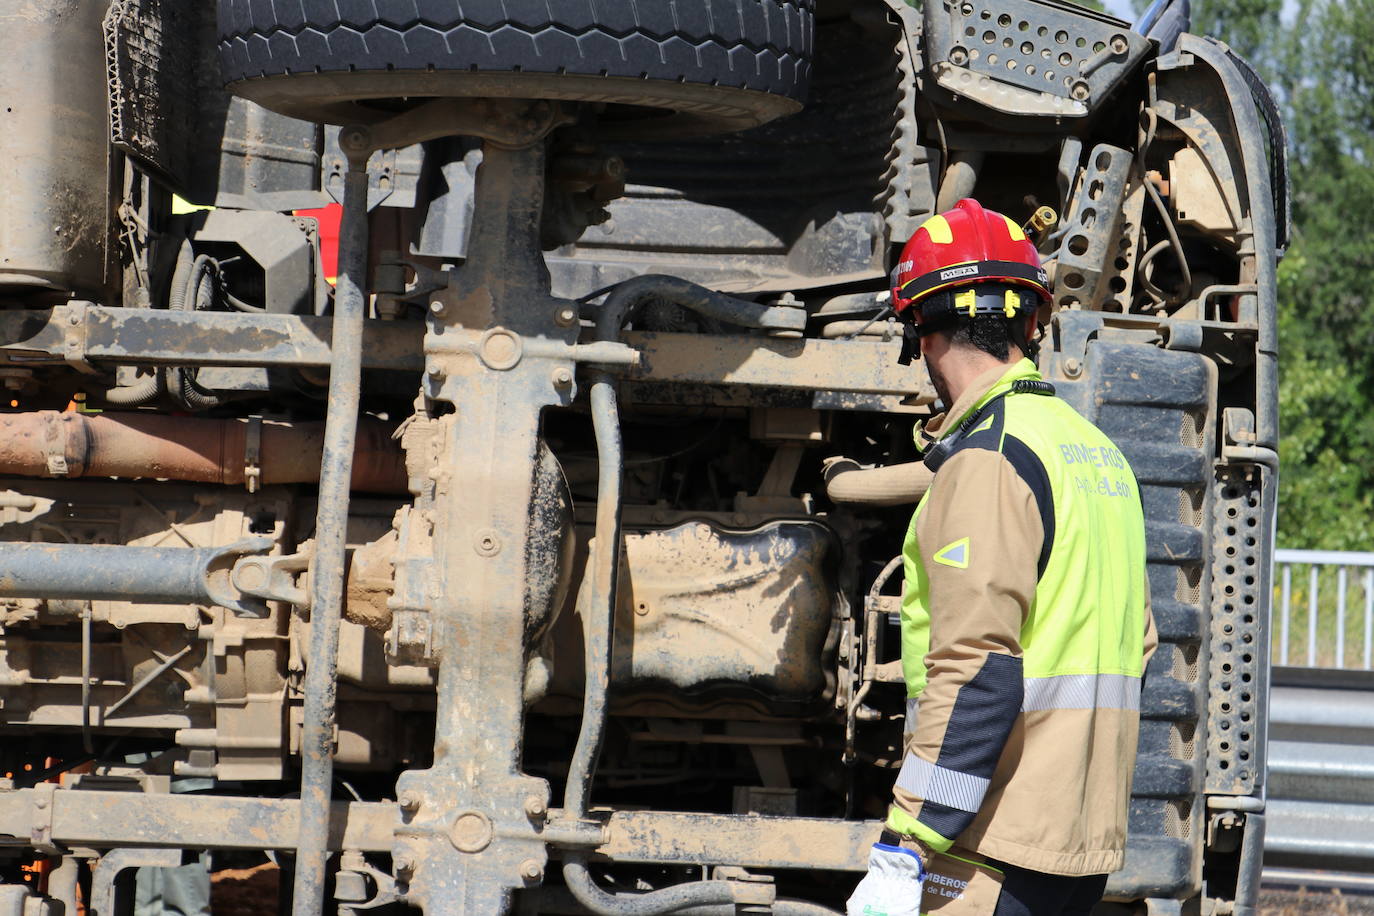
[1191,0,1374,549]
[1188,0,1282,62]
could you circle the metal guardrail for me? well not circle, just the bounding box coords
[1273,549,1374,668]
[1265,668,1374,873]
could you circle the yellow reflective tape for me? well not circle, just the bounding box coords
[920,214,953,245]
[955,288,976,316]
[933,537,970,569]
[1003,215,1026,242]
[171,195,213,215]
[1005,289,1019,317]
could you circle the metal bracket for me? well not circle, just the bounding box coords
[57,301,98,375]
[712,866,776,911]
[374,259,451,319]
[89,847,182,916]
[29,782,62,856]
[231,550,312,608]
[202,537,278,616]
[335,851,401,914]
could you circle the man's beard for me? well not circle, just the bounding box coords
[926,359,953,413]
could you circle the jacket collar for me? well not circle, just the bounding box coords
[916,358,1042,449]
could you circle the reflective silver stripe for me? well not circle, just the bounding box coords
[1022,673,1140,712]
[903,697,920,739]
[894,753,989,813]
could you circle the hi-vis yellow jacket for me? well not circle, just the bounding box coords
[887,358,1157,877]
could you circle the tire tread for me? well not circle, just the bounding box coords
[218,0,815,101]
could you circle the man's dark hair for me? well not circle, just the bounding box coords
[943,314,1033,361]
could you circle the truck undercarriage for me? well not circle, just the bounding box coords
[0,1,1283,913]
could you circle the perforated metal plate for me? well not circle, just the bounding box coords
[1056,144,1143,312]
[1206,468,1265,795]
[923,0,1150,117]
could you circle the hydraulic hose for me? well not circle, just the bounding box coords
[565,273,810,819]
[102,372,162,406]
[936,151,984,213]
[563,861,842,916]
[563,372,623,823]
[161,244,226,411]
[677,902,844,916]
[563,855,739,916]
[561,275,812,915]
[593,275,807,336]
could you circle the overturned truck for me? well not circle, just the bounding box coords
[0,0,1283,913]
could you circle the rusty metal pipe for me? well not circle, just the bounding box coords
[0,411,406,493]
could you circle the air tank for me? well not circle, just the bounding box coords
[0,0,114,299]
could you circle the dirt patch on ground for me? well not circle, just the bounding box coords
[211,861,278,916]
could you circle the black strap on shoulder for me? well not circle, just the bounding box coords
[920,381,1056,473]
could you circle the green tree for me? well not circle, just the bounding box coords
[1188,0,1374,549]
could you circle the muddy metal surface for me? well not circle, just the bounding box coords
[0,0,1288,913]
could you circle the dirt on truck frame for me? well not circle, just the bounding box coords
[0,1,1284,914]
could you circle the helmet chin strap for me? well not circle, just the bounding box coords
[897,321,921,366]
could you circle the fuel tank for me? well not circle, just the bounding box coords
[0,0,113,298]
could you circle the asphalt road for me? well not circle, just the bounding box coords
[1261,887,1374,914]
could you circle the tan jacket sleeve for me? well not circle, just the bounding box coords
[890,447,1041,850]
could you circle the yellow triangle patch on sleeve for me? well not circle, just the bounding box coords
[933,537,970,569]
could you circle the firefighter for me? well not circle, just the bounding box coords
[847,199,1157,916]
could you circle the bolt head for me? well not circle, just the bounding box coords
[398,791,421,812]
[427,363,444,378]
[519,859,544,882]
[340,127,372,154]
[555,306,578,326]
[524,795,547,819]
[429,300,446,316]
[236,563,267,590]
[1071,81,1091,101]
[552,368,574,388]
[449,811,494,853]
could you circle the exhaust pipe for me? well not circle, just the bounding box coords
[0,411,406,493]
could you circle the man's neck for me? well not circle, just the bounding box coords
[942,353,1022,405]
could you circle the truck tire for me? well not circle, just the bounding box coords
[218,0,815,134]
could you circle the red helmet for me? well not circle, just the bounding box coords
[890,198,1050,326]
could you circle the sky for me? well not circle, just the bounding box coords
[1103,0,1138,19]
